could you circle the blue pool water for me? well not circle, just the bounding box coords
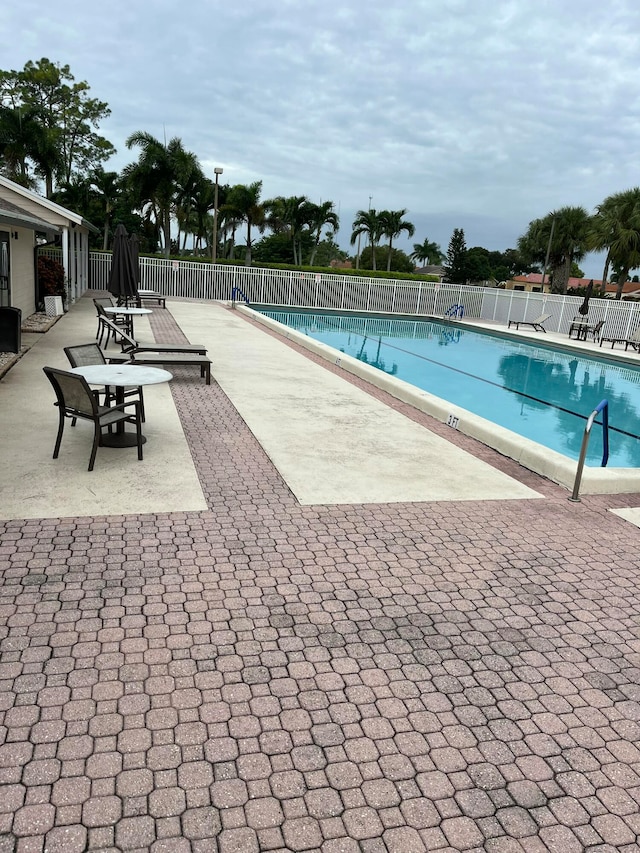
[259,309,640,468]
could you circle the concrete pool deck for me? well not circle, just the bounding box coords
[1,294,640,852]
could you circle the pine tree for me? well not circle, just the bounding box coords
[444,228,468,283]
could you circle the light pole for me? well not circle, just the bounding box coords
[212,167,223,263]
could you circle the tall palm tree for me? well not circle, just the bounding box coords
[518,206,591,293]
[218,206,243,259]
[186,176,217,256]
[307,201,340,266]
[174,165,209,254]
[89,167,121,250]
[410,238,444,266]
[226,181,266,266]
[351,209,383,270]
[588,189,640,300]
[264,195,312,265]
[378,209,415,271]
[124,132,200,257]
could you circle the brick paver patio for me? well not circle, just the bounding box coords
[1,305,640,851]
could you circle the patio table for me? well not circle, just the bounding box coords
[568,319,589,341]
[70,363,172,447]
[104,305,152,337]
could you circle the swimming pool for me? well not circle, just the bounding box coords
[257,309,640,469]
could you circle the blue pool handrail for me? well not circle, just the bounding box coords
[232,286,250,306]
[444,303,464,319]
[569,399,609,502]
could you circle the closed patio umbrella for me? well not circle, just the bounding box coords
[108,224,139,303]
[578,279,593,316]
[128,232,141,290]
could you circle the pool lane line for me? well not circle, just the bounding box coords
[340,332,640,443]
[267,315,640,444]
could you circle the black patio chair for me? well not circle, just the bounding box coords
[43,366,143,471]
[93,297,128,344]
[587,319,605,342]
[63,343,144,421]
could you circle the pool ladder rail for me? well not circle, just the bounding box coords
[231,286,250,306]
[444,304,464,319]
[569,399,609,502]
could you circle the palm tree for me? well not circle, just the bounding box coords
[518,206,591,293]
[351,209,383,270]
[218,206,243,259]
[378,209,415,271]
[307,201,340,266]
[124,132,200,257]
[89,167,121,250]
[588,189,640,300]
[185,176,217,256]
[264,195,312,264]
[410,238,444,267]
[174,165,210,254]
[226,181,266,266]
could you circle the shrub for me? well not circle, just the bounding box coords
[37,256,66,300]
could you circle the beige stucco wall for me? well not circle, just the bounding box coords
[9,228,37,317]
[505,279,549,293]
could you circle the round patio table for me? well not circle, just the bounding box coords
[70,364,172,447]
[104,306,152,337]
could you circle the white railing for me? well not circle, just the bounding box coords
[88,253,640,339]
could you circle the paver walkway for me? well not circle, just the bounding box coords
[1,300,640,852]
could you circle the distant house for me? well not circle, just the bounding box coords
[415,265,445,281]
[0,175,98,318]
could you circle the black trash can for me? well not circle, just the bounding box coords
[0,307,21,353]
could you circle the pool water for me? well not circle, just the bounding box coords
[260,310,640,468]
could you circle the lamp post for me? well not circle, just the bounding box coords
[212,167,223,263]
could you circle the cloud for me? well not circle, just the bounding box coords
[4,0,640,275]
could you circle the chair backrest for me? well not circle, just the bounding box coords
[64,343,108,368]
[593,320,605,332]
[535,313,551,324]
[93,297,115,317]
[43,366,99,417]
[631,327,640,342]
[98,315,138,351]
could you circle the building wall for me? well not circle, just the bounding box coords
[505,279,546,293]
[10,228,37,317]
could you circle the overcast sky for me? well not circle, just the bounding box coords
[5,0,640,275]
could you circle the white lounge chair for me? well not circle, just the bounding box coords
[508,313,551,333]
[600,327,640,350]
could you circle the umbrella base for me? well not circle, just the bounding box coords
[101,432,147,448]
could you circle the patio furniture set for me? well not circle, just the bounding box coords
[509,312,640,349]
[42,296,211,471]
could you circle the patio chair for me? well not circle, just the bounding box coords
[43,366,143,471]
[63,343,145,421]
[587,319,605,342]
[600,327,640,350]
[507,313,550,332]
[94,297,128,343]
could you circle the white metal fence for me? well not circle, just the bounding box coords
[88,253,640,341]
